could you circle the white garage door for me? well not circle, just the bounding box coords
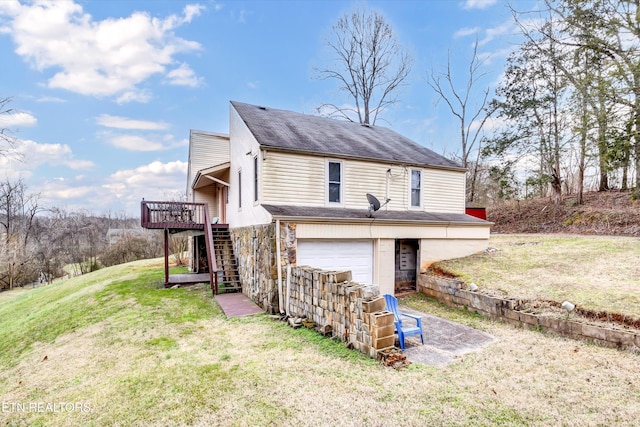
[296,239,373,285]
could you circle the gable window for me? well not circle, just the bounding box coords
[253,155,258,203]
[238,169,242,209]
[410,169,421,208]
[327,161,342,204]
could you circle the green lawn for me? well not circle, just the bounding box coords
[1,255,640,426]
[435,234,640,318]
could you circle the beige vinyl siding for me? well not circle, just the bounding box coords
[343,162,406,210]
[261,150,465,213]
[261,152,325,206]
[193,186,218,219]
[188,131,230,191]
[263,153,409,209]
[423,168,466,213]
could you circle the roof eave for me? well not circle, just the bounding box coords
[269,213,493,227]
[191,162,231,189]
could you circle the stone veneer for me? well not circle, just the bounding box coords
[418,273,640,350]
[229,222,296,314]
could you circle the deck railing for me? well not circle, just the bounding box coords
[140,200,207,230]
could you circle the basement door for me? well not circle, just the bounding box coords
[296,239,373,285]
[395,239,418,292]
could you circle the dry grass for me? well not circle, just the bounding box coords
[436,234,640,319]
[487,191,640,236]
[2,259,640,426]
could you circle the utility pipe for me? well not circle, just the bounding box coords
[276,219,284,313]
[286,264,291,317]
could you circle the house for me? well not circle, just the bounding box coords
[183,101,491,313]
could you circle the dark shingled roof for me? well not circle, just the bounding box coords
[262,204,489,224]
[231,101,462,169]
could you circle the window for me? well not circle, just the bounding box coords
[253,156,258,203]
[327,161,342,204]
[238,169,242,209]
[410,169,421,208]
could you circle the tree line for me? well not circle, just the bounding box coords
[0,178,167,291]
[480,0,640,204]
[320,1,639,204]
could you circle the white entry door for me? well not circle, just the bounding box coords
[296,239,373,285]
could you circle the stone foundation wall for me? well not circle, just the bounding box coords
[287,266,394,358]
[418,273,640,350]
[229,222,296,314]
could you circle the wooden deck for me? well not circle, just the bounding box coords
[141,200,219,294]
[166,273,211,286]
[140,200,207,231]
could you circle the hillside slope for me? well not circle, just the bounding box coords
[486,190,640,236]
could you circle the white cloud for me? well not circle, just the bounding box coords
[116,89,153,105]
[479,21,515,46]
[165,63,203,87]
[477,46,513,66]
[0,1,204,102]
[14,160,187,214]
[41,182,98,200]
[469,116,505,132]
[101,130,186,152]
[454,26,480,38]
[36,96,66,103]
[0,111,37,128]
[104,160,188,208]
[462,0,498,10]
[108,135,166,151]
[96,114,169,130]
[0,137,94,180]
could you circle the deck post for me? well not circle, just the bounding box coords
[164,228,170,287]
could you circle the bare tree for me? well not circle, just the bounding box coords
[427,40,498,202]
[316,7,412,125]
[0,179,41,290]
[0,97,18,158]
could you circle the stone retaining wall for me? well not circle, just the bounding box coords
[418,273,640,350]
[287,266,394,358]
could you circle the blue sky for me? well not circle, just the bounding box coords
[0,0,536,216]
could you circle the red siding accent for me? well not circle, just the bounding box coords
[465,207,487,220]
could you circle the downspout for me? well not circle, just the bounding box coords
[276,219,284,313]
[286,264,291,317]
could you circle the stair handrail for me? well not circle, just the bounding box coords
[202,204,219,295]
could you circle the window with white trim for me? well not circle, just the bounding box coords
[327,161,342,204]
[253,155,258,203]
[410,169,421,208]
[238,169,242,209]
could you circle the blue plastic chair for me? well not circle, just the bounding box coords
[383,294,425,350]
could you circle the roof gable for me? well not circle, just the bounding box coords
[230,101,461,169]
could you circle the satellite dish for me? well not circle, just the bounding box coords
[366,193,390,217]
[366,193,381,212]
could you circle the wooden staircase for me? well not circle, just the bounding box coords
[140,201,241,295]
[211,225,242,294]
